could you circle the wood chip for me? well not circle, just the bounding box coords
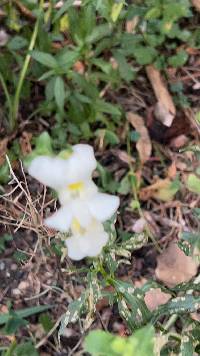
[127,112,152,164]
[144,288,171,311]
[146,64,176,127]
[155,242,198,287]
[0,138,8,165]
[191,0,200,11]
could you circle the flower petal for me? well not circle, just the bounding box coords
[65,221,109,260]
[66,144,97,183]
[71,200,92,228]
[28,156,69,189]
[65,236,88,260]
[44,205,72,232]
[87,193,120,222]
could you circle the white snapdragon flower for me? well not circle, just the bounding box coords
[65,219,109,260]
[28,143,119,232]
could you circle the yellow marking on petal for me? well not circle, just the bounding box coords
[58,149,73,160]
[68,181,84,192]
[71,218,85,234]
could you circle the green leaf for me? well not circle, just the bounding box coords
[120,234,148,251]
[133,46,157,65]
[113,51,135,82]
[168,50,188,67]
[59,293,87,336]
[180,336,194,356]
[4,312,28,334]
[86,24,112,44]
[54,76,65,112]
[0,233,13,253]
[13,342,39,356]
[117,174,131,195]
[39,313,54,332]
[53,0,74,22]
[7,35,28,50]
[186,174,200,194]
[85,330,115,356]
[111,1,124,22]
[84,325,155,356]
[95,99,121,116]
[0,305,53,325]
[31,50,57,68]
[56,49,79,71]
[0,162,10,184]
[154,295,200,320]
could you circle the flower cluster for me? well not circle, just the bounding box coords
[28,144,119,260]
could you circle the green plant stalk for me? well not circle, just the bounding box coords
[12,0,44,130]
[0,73,13,124]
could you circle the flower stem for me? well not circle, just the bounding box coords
[0,73,13,128]
[12,0,43,130]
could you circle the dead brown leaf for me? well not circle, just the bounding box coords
[19,132,32,156]
[155,242,198,287]
[192,0,200,11]
[139,178,176,202]
[146,65,176,127]
[144,288,171,311]
[125,16,139,33]
[127,112,152,164]
[0,138,8,165]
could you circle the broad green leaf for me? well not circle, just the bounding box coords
[7,35,28,50]
[86,24,112,44]
[168,50,188,67]
[84,325,154,356]
[56,49,79,71]
[84,330,115,356]
[31,50,57,68]
[13,341,39,356]
[145,7,161,19]
[34,132,52,154]
[113,51,135,82]
[186,174,200,194]
[0,305,53,325]
[118,174,131,195]
[133,46,157,65]
[54,76,65,112]
[112,325,155,356]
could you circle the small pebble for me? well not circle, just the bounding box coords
[0,262,5,271]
